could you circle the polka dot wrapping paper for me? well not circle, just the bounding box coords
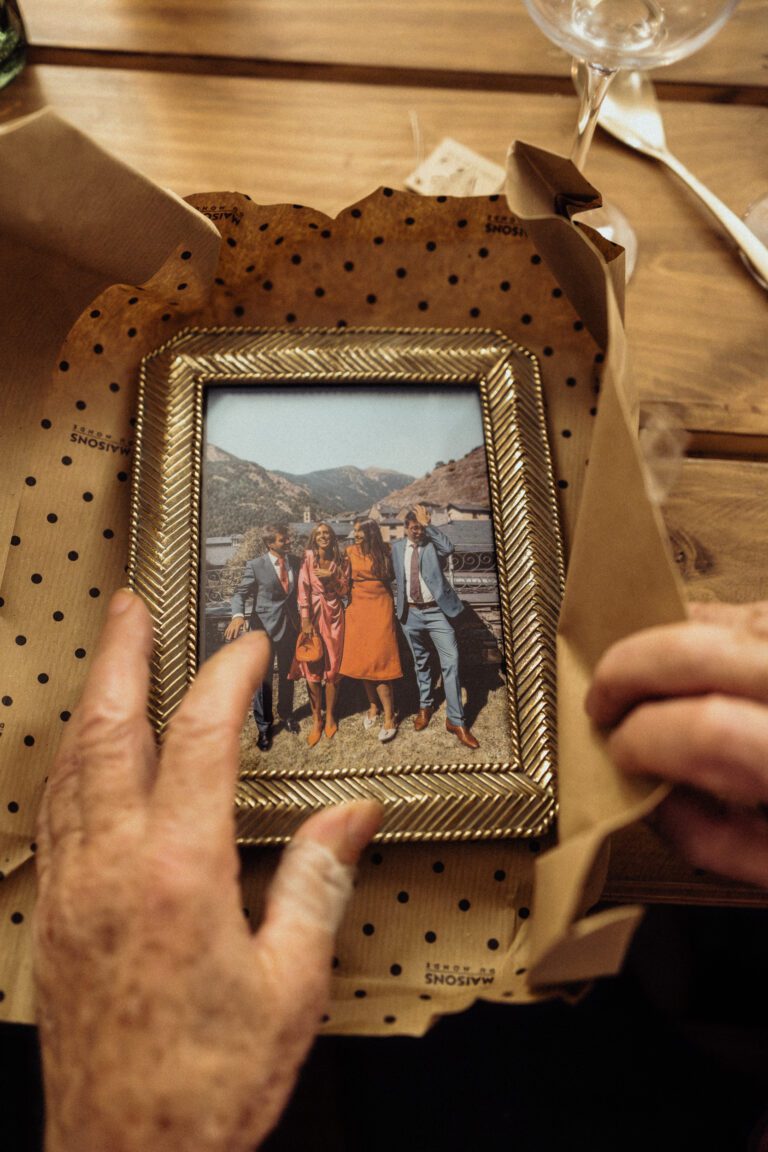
[0,119,685,1033]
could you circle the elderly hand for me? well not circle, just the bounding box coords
[34,588,382,1152]
[586,601,768,888]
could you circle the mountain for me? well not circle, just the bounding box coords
[381,445,490,509]
[203,445,414,536]
[271,464,414,515]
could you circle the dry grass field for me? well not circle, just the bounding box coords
[238,662,512,773]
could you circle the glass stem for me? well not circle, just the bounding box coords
[570,59,618,173]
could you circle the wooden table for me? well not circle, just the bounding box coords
[3,2,768,907]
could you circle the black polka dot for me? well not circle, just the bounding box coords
[93,344,103,355]
[90,309,101,317]
[531,254,542,264]
[448,275,459,285]
[25,476,36,487]
[60,711,71,722]
[258,222,269,232]
[590,407,598,417]
[373,236,384,246]
[321,229,331,238]
[566,376,577,388]
[76,400,87,410]
[469,308,480,318]
[291,254,302,265]
[37,674,49,684]
[314,287,325,298]
[478,247,489,258]
[344,261,355,272]
[419,993,431,1001]
[29,843,37,853]
[162,313,171,321]
[519,907,531,919]
[521,313,532,325]
[10,535,20,546]
[46,513,57,523]
[285,313,297,323]
[543,346,554,357]
[245,264,255,273]
[10,912,23,925]
[234,306,245,317]
[418,301,429,312]
[7,801,18,812]
[354,988,367,998]
[67,551,79,561]
[83,492,93,502]
[89,588,101,599]
[595,352,605,364]
[516,967,527,975]
[487,938,500,951]
[41,419,52,429]
[382,187,394,197]
[366,294,377,304]
[457,219,468,229]
[396,267,407,279]
[336,319,348,328]
[331,956,339,968]
[261,280,273,292]
[558,480,569,490]
[15,635,26,645]
[30,573,42,584]
[432,861,444,874]
[552,288,563,298]
[396,891,409,904]
[59,361,69,372]
[61,456,72,465]
[321,1013,330,1023]
[384,1015,396,1024]
[181,250,192,260]
[23,735,34,747]
[74,648,86,659]
[117,472,128,482]
[52,611,64,621]
[351,209,362,219]
[103,529,114,539]
[561,429,572,438]
[426,241,437,252]
[390,964,402,976]
[1,697,11,707]
[500,281,511,292]
[109,382,120,393]
[404,216,415,226]
[226,237,237,248]
[127,327,138,337]
[494,870,506,881]
[425,931,437,943]
[362,923,375,936]
[458,899,471,911]
[128,296,139,304]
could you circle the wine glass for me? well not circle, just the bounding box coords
[521,0,740,276]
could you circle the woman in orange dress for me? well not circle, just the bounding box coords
[339,517,402,743]
[291,522,351,747]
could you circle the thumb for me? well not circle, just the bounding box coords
[255,801,383,972]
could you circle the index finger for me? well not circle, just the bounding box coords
[586,620,768,728]
[149,631,271,847]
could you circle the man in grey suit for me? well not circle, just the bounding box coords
[224,524,300,751]
[392,504,479,750]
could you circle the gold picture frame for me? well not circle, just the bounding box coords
[129,326,563,843]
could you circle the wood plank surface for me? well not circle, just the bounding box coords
[22,0,768,92]
[4,64,766,428]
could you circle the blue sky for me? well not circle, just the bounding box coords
[205,385,484,477]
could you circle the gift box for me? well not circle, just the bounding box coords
[0,108,686,1033]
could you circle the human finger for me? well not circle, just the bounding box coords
[150,630,271,848]
[653,788,768,889]
[256,802,383,1008]
[608,695,768,807]
[586,621,768,728]
[42,589,155,848]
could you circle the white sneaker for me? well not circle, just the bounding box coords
[378,726,397,743]
[363,712,380,730]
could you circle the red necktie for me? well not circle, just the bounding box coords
[277,555,289,593]
[409,544,422,604]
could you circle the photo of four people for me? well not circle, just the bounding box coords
[203,385,511,767]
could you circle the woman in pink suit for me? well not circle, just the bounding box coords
[292,522,351,747]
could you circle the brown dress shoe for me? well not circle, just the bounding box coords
[413,706,434,732]
[446,720,480,750]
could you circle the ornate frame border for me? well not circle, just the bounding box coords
[129,326,563,842]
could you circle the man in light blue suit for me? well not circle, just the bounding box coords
[224,524,300,751]
[392,504,479,750]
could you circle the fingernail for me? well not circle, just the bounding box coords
[343,801,384,855]
[109,587,135,615]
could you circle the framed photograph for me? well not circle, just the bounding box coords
[129,327,563,843]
